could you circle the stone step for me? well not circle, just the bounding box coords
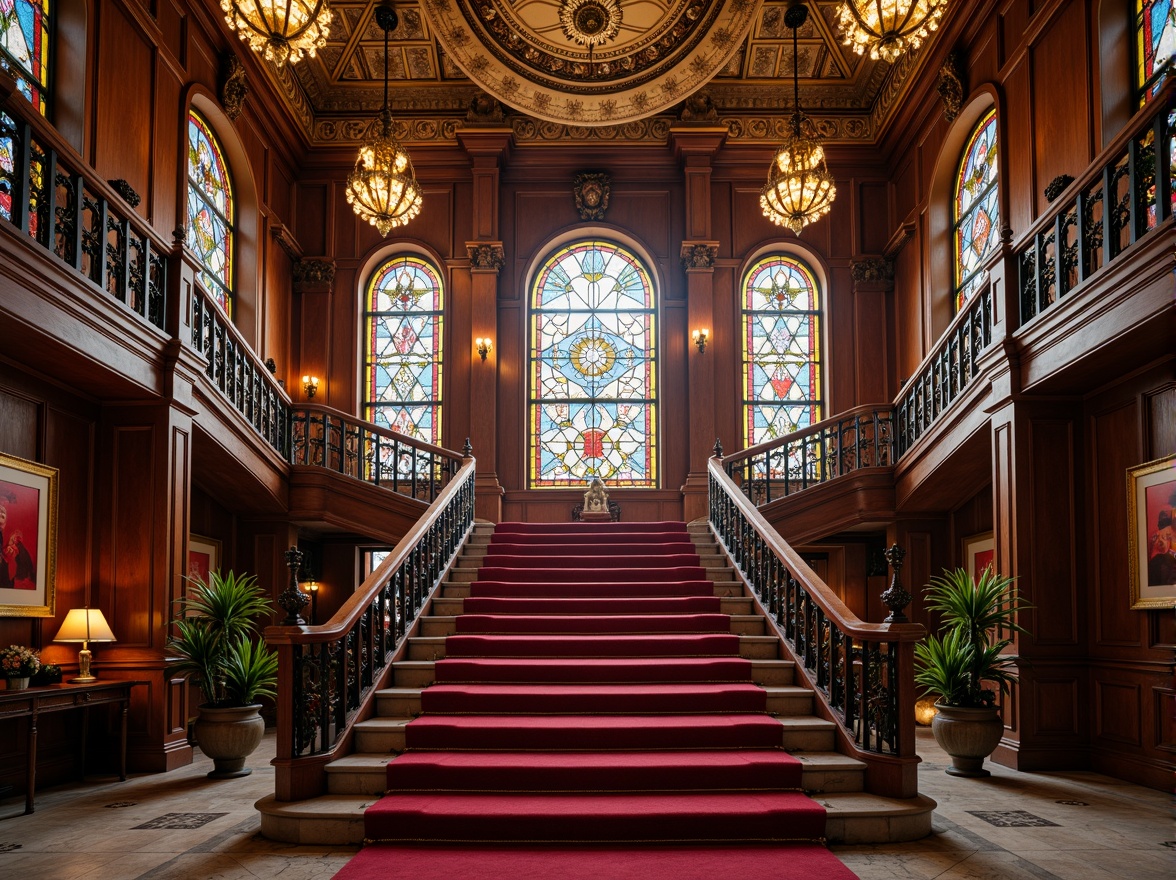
[404,634,779,662]
[817,792,938,844]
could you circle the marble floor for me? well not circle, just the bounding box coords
[0,729,1170,880]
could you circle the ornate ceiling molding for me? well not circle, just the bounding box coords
[421,0,763,126]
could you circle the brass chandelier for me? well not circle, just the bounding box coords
[221,0,332,67]
[346,3,423,236]
[836,0,949,63]
[760,2,836,235]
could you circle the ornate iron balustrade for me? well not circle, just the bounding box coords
[896,285,993,457]
[270,456,475,765]
[1018,82,1174,324]
[289,406,464,503]
[189,285,291,458]
[0,104,166,330]
[708,457,922,758]
[722,405,895,505]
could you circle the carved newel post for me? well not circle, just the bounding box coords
[881,544,911,623]
[279,547,310,625]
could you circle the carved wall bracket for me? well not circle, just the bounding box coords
[937,52,964,123]
[293,259,337,286]
[221,55,249,121]
[680,241,719,271]
[467,242,506,272]
[270,222,303,262]
[573,172,611,220]
[851,256,895,286]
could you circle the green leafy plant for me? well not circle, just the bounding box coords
[168,571,278,707]
[913,567,1030,708]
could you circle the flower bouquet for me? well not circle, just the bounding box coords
[0,644,42,679]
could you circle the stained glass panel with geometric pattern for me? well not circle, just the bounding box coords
[0,0,50,114]
[1137,0,1175,104]
[186,111,234,315]
[363,255,444,445]
[742,255,822,448]
[530,241,657,488]
[954,109,999,312]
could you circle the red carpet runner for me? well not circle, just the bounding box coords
[335,521,858,880]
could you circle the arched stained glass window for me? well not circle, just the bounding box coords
[953,108,999,313]
[0,0,50,113]
[530,240,657,488]
[742,255,822,448]
[363,255,444,445]
[1136,0,1175,104]
[186,110,235,315]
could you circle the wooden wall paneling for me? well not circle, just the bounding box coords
[94,2,155,210]
[448,266,473,457]
[1001,58,1035,241]
[892,226,923,383]
[296,184,330,256]
[712,265,738,452]
[857,181,890,255]
[495,301,523,491]
[297,277,334,407]
[1095,679,1142,746]
[1145,383,1176,454]
[1028,416,1079,646]
[150,62,182,233]
[1032,676,1081,737]
[661,299,689,497]
[0,387,40,460]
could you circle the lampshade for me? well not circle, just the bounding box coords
[54,608,117,644]
[221,0,333,67]
[836,1,948,63]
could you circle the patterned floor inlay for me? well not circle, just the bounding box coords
[133,812,228,830]
[967,810,1060,827]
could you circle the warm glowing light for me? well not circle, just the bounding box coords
[221,0,332,67]
[475,337,493,361]
[760,116,837,234]
[915,698,939,725]
[302,375,319,397]
[691,328,709,353]
[346,111,423,236]
[836,1,948,63]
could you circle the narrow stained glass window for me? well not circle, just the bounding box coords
[953,108,999,313]
[187,110,235,315]
[363,255,444,446]
[530,240,657,488]
[0,0,50,114]
[1136,0,1175,105]
[742,255,822,449]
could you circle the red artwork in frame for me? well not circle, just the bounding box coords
[0,452,57,617]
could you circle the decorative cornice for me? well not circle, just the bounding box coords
[680,241,719,271]
[512,115,675,142]
[850,257,895,285]
[293,258,336,285]
[467,93,506,124]
[221,54,249,121]
[573,172,610,220]
[313,116,464,144]
[467,242,506,272]
[270,222,303,262]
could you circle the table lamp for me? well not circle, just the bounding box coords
[54,608,117,683]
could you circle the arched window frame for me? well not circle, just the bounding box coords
[952,108,1000,313]
[361,253,445,446]
[740,252,824,449]
[528,238,659,489]
[1135,0,1176,106]
[186,109,236,316]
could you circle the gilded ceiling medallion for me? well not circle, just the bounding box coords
[560,0,622,48]
[421,0,764,126]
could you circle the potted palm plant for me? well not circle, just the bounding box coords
[913,567,1030,777]
[169,570,279,778]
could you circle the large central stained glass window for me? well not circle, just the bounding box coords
[363,255,444,445]
[530,240,657,488]
[953,108,999,313]
[742,254,823,447]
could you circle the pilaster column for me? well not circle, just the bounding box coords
[850,257,894,405]
[457,128,513,521]
[670,125,726,521]
[293,259,336,406]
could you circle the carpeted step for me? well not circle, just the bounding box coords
[480,553,702,569]
[363,790,826,844]
[493,522,688,535]
[455,613,732,634]
[433,656,758,684]
[468,579,717,597]
[485,542,699,557]
[404,713,786,751]
[491,531,697,545]
[443,633,742,658]
[334,843,859,880]
[460,596,724,615]
[473,567,709,584]
[418,683,769,715]
[385,749,802,793]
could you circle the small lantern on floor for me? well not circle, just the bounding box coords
[915,698,939,726]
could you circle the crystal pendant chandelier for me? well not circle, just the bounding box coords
[346,3,423,236]
[760,2,836,234]
[221,0,332,67]
[836,1,949,63]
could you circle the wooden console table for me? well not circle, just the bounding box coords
[0,679,139,816]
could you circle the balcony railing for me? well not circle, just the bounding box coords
[1017,81,1174,325]
[709,457,922,761]
[290,405,465,503]
[722,405,896,505]
[1,92,167,330]
[269,455,475,779]
[896,284,993,457]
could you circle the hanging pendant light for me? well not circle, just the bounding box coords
[221,0,333,67]
[346,3,423,236]
[760,2,836,234]
[836,1,949,63]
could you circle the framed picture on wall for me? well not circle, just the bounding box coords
[1128,454,1176,610]
[963,532,995,582]
[0,452,58,618]
[188,535,221,586]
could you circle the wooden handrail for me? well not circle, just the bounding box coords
[722,403,895,469]
[292,403,464,463]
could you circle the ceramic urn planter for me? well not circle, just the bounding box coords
[931,702,1004,777]
[193,704,265,778]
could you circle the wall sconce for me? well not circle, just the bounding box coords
[302,375,319,398]
[692,328,709,354]
[54,607,117,683]
[304,580,320,626]
[475,337,493,361]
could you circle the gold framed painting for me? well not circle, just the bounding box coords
[187,535,221,586]
[1128,454,1176,610]
[963,531,995,582]
[0,452,58,617]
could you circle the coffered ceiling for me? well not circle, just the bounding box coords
[265,0,942,146]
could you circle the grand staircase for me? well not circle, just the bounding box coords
[257,520,934,855]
